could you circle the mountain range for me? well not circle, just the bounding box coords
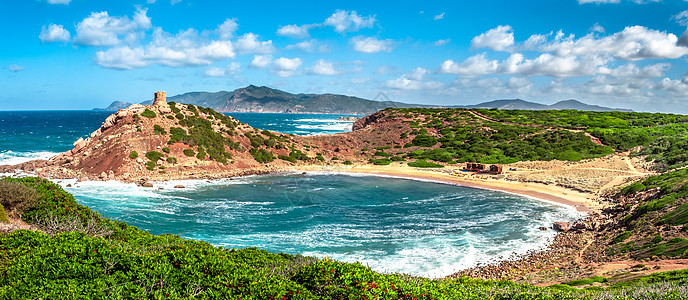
[94,85,632,114]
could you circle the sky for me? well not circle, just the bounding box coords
[2,0,688,112]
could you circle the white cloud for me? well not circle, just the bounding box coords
[433,12,445,20]
[589,22,605,33]
[598,63,669,78]
[307,59,338,75]
[205,62,240,77]
[285,40,315,52]
[95,28,235,69]
[171,0,183,4]
[39,24,71,43]
[47,0,71,4]
[74,8,152,46]
[384,67,443,90]
[434,39,450,46]
[471,25,514,51]
[271,57,302,77]
[8,65,25,72]
[277,24,315,38]
[234,33,275,54]
[438,53,498,76]
[350,36,393,53]
[147,0,157,3]
[324,10,375,33]
[249,55,272,69]
[528,26,688,60]
[217,18,238,40]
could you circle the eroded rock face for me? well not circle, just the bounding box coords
[553,222,572,232]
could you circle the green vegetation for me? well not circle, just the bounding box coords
[141,109,156,118]
[279,154,297,164]
[145,151,164,162]
[183,148,195,157]
[171,111,235,164]
[145,161,156,171]
[128,151,138,159]
[408,160,444,168]
[250,148,275,163]
[0,203,9,223]
[162,147,170,153]
[389,108,614,165]
[565,276,606,286]
[343,160,353,165]
[166,157,177,164]
[368,158,392,165]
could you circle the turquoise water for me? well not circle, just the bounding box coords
[59,173,579,277]
[1,110,581,277]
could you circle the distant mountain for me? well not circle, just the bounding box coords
[94,86,632,114]
[461,98,633,112]
[94,85,431,115]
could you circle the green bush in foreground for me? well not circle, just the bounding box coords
[128,151,138,159]
[141,109,156,118]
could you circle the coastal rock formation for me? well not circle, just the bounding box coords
[553,222,571,232]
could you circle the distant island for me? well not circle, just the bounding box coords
[94,85,632,114]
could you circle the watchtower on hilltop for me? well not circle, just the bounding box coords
[153,91,166,106]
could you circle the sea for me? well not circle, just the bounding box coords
[0,110,581,278]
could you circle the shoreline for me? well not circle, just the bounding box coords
[285,164,601,214]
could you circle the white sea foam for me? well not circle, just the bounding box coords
[295,118,352,123]
[295,123,353,131]
[0,150,59,165]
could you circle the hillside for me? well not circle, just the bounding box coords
[94,85,631,114]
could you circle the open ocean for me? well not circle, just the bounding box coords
[0,110,581,278]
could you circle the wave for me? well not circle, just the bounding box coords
[296,123,353,131]
[295,118,353,123]
[0,150,59,165]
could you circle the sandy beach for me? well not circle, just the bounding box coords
[287,163,602,214]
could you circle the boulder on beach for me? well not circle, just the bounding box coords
[553,222,571,232]
[174,185,185,189]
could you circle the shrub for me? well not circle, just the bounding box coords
[412,134,438,147]
[391,156,405,162]
[129,151,138,159]
[369,158,392,165]
[153,125,167,135]
[374,151,391,157]
[183,149,195,157]
[343,160,353,165]
[279,154,297,164]
[162,147,170,153]
[145,161,156,171]
[196,149,206,160]
[612,231,633,244]
[408,160,444,168]
[141,109,156,118]
[0,181,39,215]
[166,157,177,164]
[145,151,164,162]
[0,203,9,223]
[250,148,275,163]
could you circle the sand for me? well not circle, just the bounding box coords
[287,163,602,214]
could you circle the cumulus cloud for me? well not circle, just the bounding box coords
[526,26,688,60]
[74,8,152,46]
[324,10,375,33]
[234,33,275,54]
[95,27,235,69]
[384,67,443,90]
[434,39,450,46]
[307,59,338,75]
[39,24,71,43]
[277,24,316,38]
[438,53,498,76]
[8,65,25,72]
[217,18,238,40]
[350,36,393,53]
[271,57,302,77]
[471,25,514,51]
[205,62,240,77]
[589,22,605,33]
[249,55,272,69]
[433,12,445,20]
[285,40,315,52]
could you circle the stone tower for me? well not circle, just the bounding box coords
[153,91,166,106]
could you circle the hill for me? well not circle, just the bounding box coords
[462,99,633,112]
[94,85,430,115]
[94,86,632,114]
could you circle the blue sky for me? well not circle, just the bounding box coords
[2,0,688,112]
